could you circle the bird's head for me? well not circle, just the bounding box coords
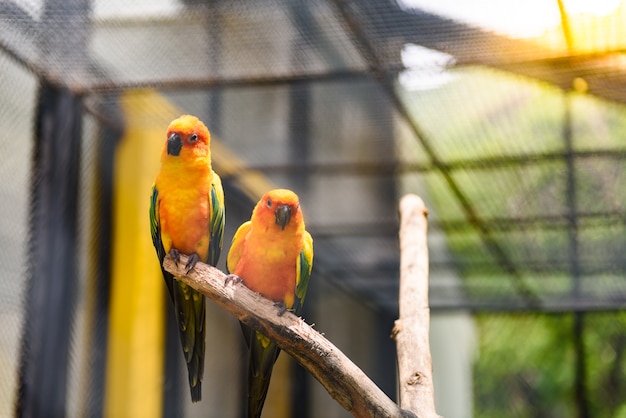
[253,189,304,233]
[162,115,211,166]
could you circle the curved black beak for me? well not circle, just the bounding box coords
[275,204,292,230]
[167,133,182,156]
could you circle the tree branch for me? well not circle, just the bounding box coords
[163,256,417,418]
[392,194,440,417]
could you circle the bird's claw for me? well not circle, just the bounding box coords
[274,302,290,317]
[168,248,181,266]
[224,274,242,286]
[185,253,200,274]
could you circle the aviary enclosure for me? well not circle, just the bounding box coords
[1,0,625,417]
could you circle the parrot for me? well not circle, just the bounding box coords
[226,189,313,418]
[149,114,225,402]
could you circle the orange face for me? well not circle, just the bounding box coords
[253,189,304,234]
[162,115,211,164]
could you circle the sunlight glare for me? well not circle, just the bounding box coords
[399,44,457,91]
[398,0,561,38]
[562,0,622,17]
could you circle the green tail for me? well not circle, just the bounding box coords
[241,323,281,417]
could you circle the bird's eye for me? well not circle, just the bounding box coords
[266,198,272,208]
[189,133,198,143]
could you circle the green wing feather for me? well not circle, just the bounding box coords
[208,171,225,267]
[150,185,175,299]
[293,230,313,315]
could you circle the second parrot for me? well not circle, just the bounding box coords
[227,189,313,418]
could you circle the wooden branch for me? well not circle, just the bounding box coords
[163,256,417,418]
[392,194,440,418]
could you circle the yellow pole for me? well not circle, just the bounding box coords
[104,90,180,418]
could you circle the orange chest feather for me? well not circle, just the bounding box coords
[233,233,303,307]
[158,181,211,259]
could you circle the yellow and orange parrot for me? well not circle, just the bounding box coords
[226,189,313,418]
[150,115,225,402]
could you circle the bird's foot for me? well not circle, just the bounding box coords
[224,274,242,286]
[185,252,200,274]
[168,248,181,266]
[274,302,290,317]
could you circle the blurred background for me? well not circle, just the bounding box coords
[1,0,626,417]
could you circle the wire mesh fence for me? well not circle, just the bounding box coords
[1,0,625,417]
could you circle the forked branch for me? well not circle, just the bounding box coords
[163,194,436,417]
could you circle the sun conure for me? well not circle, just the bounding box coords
[226,189,313,418]
[150,114,225,402]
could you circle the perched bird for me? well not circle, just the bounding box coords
[150,115,225,402]
[226,189,313,418]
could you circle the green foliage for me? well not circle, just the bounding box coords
[473,314,575,417]
[474,313,626,417]
[584,313,626,417]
